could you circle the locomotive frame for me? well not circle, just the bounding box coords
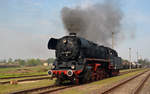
[48,33,122,84]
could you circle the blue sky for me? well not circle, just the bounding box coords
[0,0,149,61]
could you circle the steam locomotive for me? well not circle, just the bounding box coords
[48,33,122,84]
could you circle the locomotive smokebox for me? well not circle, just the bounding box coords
[69,33,76,36]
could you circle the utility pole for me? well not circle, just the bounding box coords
[112,32,114,49]
[129,48,131,69]
[137,49,139,62]
[140,55,142,60]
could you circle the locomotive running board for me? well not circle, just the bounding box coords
[86,58,110,62]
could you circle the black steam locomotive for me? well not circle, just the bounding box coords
[48,33,122,84]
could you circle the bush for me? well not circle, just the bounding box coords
[26,59,42,67]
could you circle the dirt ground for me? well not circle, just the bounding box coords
[104,71,150,94]
[138,75,150,94]
[50,70,150,94]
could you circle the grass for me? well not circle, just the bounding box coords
[0,66,50,78]
[60,69,147,94]
[0,66,53,94]
[0,75,50,82]
[0,72,47,78]
[120,68,138,72]
[0,79,55,94]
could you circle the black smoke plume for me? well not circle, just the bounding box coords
[61,1,123,46]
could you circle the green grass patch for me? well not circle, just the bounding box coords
[120,68,137,72]
[0,67,20,72]
[0,79,55,94]
[0,66,50,78]
[0,75,50,82]
[0,72,47,78]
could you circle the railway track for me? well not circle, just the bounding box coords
[9,84,76,94]
[1,69,142,85]
[101,69,150,94]
[35,85,76,94]
[0,76,50,84]
[8,69,146,94]
[132,71,150,94]
[0,74,47,80]
[9,85,58,94]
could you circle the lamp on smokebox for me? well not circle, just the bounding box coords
[71,65,75,69]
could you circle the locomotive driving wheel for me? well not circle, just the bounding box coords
[80,69,92,83]
[96,69,102,80]
[93,69,104,81]
[91,72,96,81]
[98,69,106,79]
[99,69,104,80]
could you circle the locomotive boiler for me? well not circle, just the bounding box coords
[48,33,122,84]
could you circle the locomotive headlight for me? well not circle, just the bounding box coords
[71,65,75,69]
[63,39,67,44]
[67,70,73,77]
[48,70,53,75]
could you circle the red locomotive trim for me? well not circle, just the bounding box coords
[88,63,101,71]
[52,70,82,75]
[86,58,110,62]
[94,64,101,71]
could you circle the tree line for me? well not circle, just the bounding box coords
[0,58,55,67]
[0,58,150,67]
[122,58,150,67]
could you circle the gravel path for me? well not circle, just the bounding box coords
[138,73,150,94]
[105,71,150,94]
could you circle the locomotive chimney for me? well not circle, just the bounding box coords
[69,33,76,36]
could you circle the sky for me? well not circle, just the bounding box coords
[0,0,150,61]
